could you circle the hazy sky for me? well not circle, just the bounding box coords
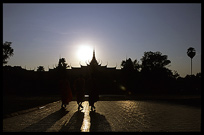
[3,3,201,77]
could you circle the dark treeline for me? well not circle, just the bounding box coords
[120,60,201,95]
[3,51,201,97]
[120,51,201,95]
[3,66,58,96]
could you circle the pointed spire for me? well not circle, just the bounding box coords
[89,47,98,66]
[93,48,96,59]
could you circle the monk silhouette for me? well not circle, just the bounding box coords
[74,75,85,110]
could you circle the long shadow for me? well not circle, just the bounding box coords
[89,111,111,132]
[21,108,69,132]
[59,110,84,132]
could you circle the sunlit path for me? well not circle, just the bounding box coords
[3,100,201,132]
[80,101,91,132]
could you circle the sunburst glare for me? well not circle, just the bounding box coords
[77,45,93,63]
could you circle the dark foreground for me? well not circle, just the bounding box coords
[3,94,201,118]
[3,99,201,132]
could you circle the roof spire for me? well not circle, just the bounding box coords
[93,46,96,59]
[89,47,98,66]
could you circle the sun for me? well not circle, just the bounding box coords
[77,45,93,63]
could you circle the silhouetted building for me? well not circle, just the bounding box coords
[70,50,116,76]
[68,49,121,94]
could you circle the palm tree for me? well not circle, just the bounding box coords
[187,47,196,75]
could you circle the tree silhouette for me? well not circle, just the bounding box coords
[187,47,196,75]
[121,58,140,72]
[37,66,45,72]
[141,51,171,71]
[140,51,172,92]
[133,59,141,72]
[3,41,14,65]
[57,58,69,79]
[120,58,137,94]
[121,58,134,71]
[58,58,69,69]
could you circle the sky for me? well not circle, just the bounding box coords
[3,3,201,77]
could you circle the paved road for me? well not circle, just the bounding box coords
[3,100,201,132]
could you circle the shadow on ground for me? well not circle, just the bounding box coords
[59,110,84,132]
[21,108,69,132]
[59,110,111,132]
[89,111,112,132]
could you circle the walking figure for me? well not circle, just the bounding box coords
[87,73,99,111]
[58,73,72,108]
[74,75,85,110]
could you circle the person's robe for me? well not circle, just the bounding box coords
[74,77,85,104]
[59,79,72,104]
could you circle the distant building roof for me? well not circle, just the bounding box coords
[72,49,116,69]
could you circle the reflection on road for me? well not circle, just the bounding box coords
[80,102,90,132]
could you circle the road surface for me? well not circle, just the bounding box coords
[3,100,201,132]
